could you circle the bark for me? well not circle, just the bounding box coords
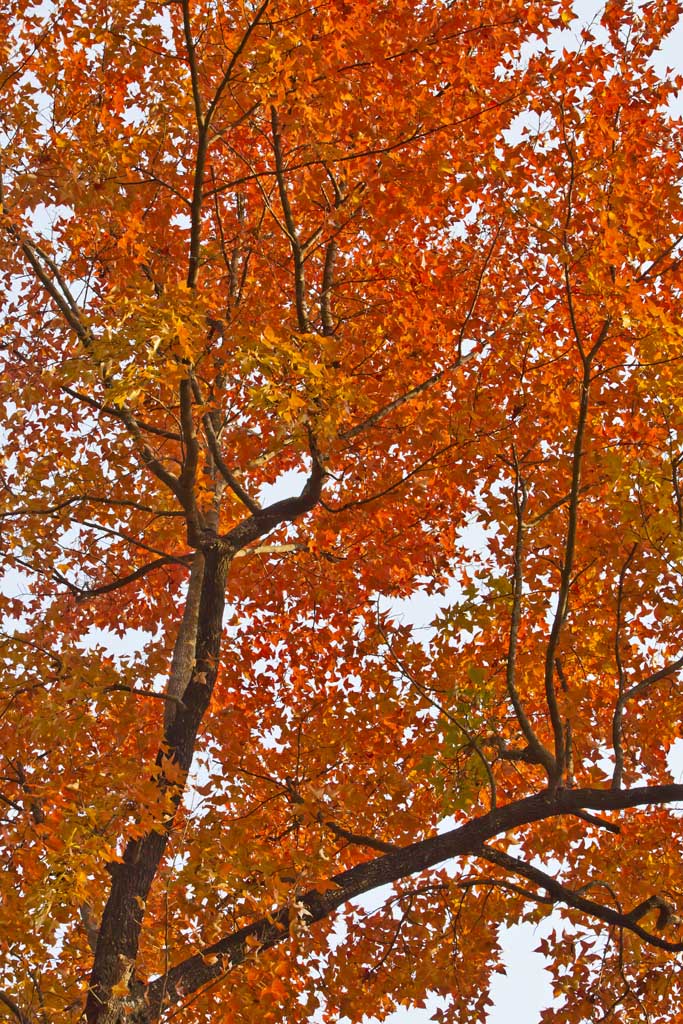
[85,543,232,1024]
[163,551,205,732]
[86,463,325,1023]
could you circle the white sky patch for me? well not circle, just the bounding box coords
[258,468,309,506]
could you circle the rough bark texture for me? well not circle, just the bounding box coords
[86,543,232,1024]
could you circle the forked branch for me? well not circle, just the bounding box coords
[224,427,325,551]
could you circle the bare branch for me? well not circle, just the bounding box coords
[80,519,191,564]
[164,550,204,732]
[341,347,477,442]
[76,554,191,601]
[62,385,181,441]
[540,316,609,784]
[17,238,90,344]
[178,377,201,532]
[377,617,497,809]
[104,685,186,706]
[611,543,638,789]
[185,1,270,289]
[636,234,683,282]
[117,406,183,501]
[0,494,182,521]
[323,819,398,854]
[180,0,205,129]
[572,810,620,835]
[205,1,270,126]
[323,442,455,514]
[224,428,325,551]
[320,238,337,335]
[233,542,303,558]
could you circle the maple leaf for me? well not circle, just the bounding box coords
[1,2,683,1024]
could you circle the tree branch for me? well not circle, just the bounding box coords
[184,0,270,289]
[15,237,90,345]
[505,451,555,775]
[612,650,683,789]
[323,819,398,854]
[180,0,204,129]
[271,105,309,332]
[178,377,201,533]
[539,316,610,783]
[202,412,261,513]
[75,554,191,601]
[117,406,183,502]
[204,1,270,127]
[62,385,181,441]
[0,991,32,1024]
[0,494,181,521]
[611,543,638,789]
[140,784,683,1018]
[341,347,476,442]
[477,844,683,951]
[223,428,324,552]
[320,238,337,335]
[377,618,497,809]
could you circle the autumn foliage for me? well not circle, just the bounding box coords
[2,0,683,1021]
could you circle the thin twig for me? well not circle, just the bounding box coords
[612,652,683,789]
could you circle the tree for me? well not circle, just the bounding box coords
[1,0,683,1020]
